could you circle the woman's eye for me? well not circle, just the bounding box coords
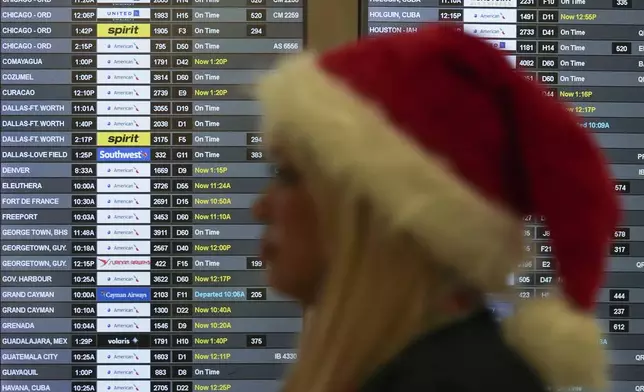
[274,165,299,185]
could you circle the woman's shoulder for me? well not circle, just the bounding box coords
[360,310,548,392]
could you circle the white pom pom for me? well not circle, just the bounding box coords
[501,298,607,389]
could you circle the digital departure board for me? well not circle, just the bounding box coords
[0,1,305,391]
[360,0,644,389]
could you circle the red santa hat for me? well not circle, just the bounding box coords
[256,25,619,388]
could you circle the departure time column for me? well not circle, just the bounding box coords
[68,3,102,386]
[67,5,102,392]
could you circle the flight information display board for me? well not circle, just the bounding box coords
[360,0,644,389]
[1,1,305,391]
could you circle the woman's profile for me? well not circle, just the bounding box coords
[252,25,619,392]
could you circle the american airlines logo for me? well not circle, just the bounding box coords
[96,381,143,391]
[473,12,506,20]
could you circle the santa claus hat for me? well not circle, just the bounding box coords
[256,25,619,388]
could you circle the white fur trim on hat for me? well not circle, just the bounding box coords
[502,297,607,389]
[256,54,523,293]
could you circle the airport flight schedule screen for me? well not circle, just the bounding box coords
[361,0,644,389]
[0,1,305,391]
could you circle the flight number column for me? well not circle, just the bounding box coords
[513,0,540,80]
[506,0,541,300]
[146,114,182,392]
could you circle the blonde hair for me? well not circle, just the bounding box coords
[277,139,473,392]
